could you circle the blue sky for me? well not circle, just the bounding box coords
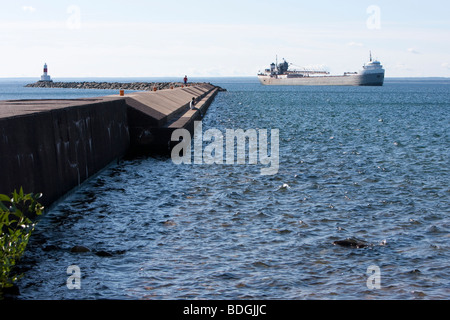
[1,0,450,77]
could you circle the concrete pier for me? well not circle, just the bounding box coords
[0,83,219,207]
[126,83,218,153]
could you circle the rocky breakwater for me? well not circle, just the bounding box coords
[25,81,213,91]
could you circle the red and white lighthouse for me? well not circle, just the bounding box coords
[40,63,52,82]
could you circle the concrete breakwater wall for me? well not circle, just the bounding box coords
[126,83,220,153]
[0,83,219,207]
[0,97,130,207]
[25,81,205,91]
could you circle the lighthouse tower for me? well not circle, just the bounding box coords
[40,63,52,82]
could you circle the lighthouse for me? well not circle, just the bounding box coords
[40,63,52,82]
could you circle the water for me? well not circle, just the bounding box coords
[2,77,449,300]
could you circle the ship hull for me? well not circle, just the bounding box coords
[258,72,384,86]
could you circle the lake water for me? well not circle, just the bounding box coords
[2,77,449,300]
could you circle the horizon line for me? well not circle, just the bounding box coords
[1,76,450,80]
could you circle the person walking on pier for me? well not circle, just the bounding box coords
[190,97,203,117]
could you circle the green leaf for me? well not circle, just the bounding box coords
[0,194,11,202]
[0,202,9,212]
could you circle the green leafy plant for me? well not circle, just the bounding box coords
[0,188,43,296]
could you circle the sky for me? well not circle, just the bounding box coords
[1,0,450,78]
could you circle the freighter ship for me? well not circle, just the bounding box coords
[258,53,385,86]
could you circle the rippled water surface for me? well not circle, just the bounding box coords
[5,78,449,299]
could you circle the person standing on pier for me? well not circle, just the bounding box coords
[184,75,188,85]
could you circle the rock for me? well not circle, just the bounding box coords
[163,220,176,226]
[95,250,113,257]
[24,81,211,91]
[70,245,91,253]
[409,269,421,274]
[333,238,370,249]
